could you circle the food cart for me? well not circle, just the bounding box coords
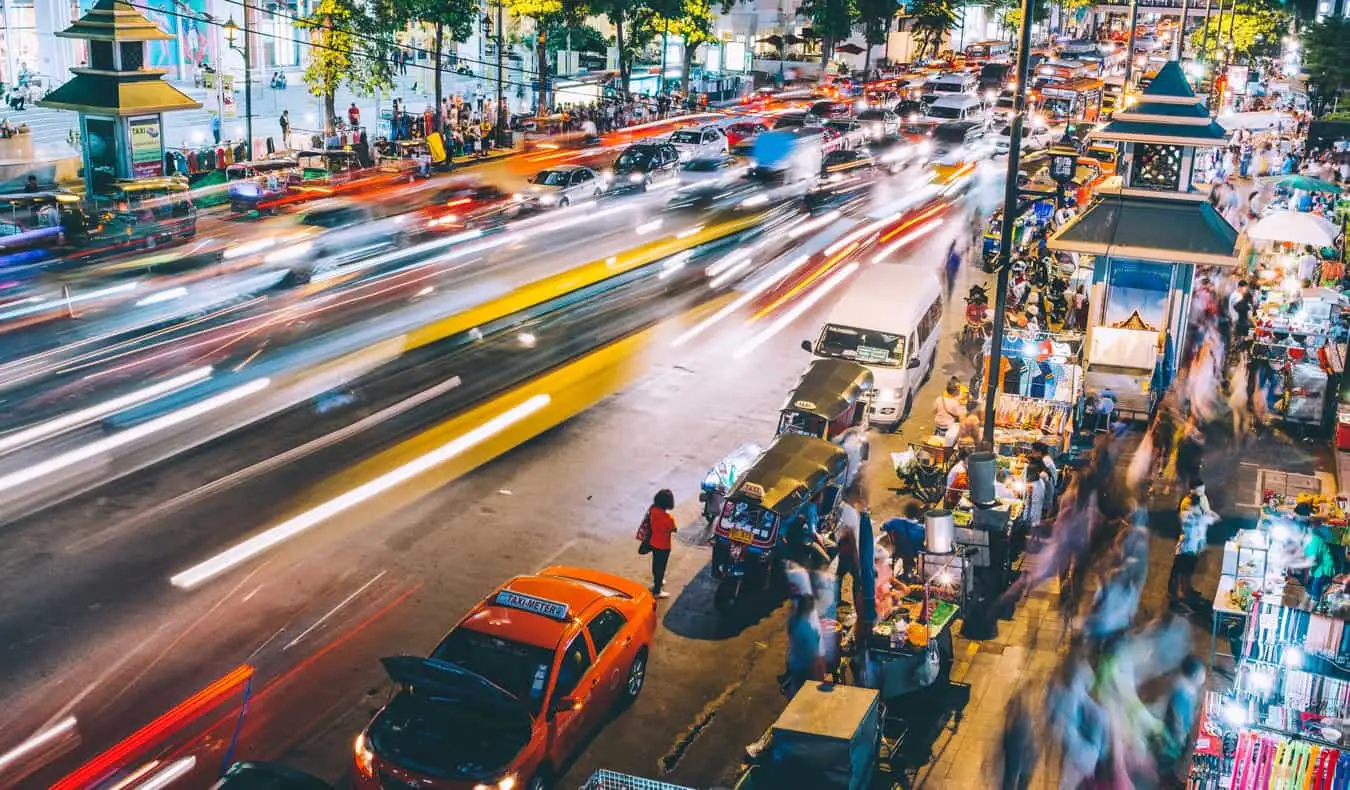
[736,681,882,790]
[1249,285,1347,429]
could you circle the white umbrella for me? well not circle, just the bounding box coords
[1245,211,1339,247]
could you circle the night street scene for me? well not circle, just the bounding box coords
[2,0,1350,788]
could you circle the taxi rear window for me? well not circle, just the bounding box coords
[432,629,554,709]
[541,574,632,599]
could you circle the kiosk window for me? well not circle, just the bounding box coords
[554,634,592,698]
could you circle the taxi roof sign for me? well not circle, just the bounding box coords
[740,482,766,499]
[792,400,817,411]
[495,589,570,621]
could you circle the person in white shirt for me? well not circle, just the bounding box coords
[1298,245,1320,285]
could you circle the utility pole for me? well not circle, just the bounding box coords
[981,0,1037,447]
[496,0,507,146]
[659,20,670,96]
[1121,0,1141,98]
[1176,0,1192,60]
[243,3,253,159]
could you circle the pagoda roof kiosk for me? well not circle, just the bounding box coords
[39,0,201,195]
[1047,60,1238,418]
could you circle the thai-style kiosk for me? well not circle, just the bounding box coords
[1048,61,1239,419]
[38,0,203,197]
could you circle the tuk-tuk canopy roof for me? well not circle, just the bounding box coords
[780,358,874,421]
[227,157,297,170]
[733,433,848,516]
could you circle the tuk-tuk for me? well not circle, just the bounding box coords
[292,150,363,192]
[226,157,300,214]
[0,191,87,255]
[778,358,874,441]
[711,434,849,611]
[85,177,196,250]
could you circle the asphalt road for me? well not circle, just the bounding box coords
[0,162,994,790]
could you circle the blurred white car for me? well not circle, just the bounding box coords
[677,155,748,186]
[668,125,729,161]
[514,165,605,208]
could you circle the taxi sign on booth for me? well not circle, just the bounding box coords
[741,482,766,499]
[495,590,570,620]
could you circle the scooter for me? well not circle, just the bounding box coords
[960,284,990,351]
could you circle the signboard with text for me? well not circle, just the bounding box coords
[128,116,164,179]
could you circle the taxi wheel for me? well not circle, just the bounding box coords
[621,649,648,706]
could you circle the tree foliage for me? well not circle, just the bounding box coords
[665,0,723,88]
[905,0,958,58]
[298,0,393,133]
[1303,18,1350,115]
[1188,0,1289,59]
[856,0,897,72]
[798,0,856,71]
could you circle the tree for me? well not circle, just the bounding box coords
[298,0,394,134]
[405,0,479,130]
[905,0,958,59]
[856,0,898,74]
[1303,18,1350,115]
[798,0,855,77]
[593,0,666,94]
[666,0,722,92]
[504,0,588,111]
[1188,0,1289,60]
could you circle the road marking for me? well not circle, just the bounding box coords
[284,571,387,651]
[537,539,579,569]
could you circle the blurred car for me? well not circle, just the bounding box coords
[821,148,877,180]
[417,182,514,232]
[354,567,657,790]
[741,87,781,110]
[856,109,900,140]
[668,124,729,161]
[867,134,930,172]
[772,112,810,130]
[894,100,926,123]
[863,90,899,111]
[678,155,747,186]
[807,100,853,122]
[515,165,604,208]
[993,121,1055,154]
[609,142,682,191]
[214,762,335,790]
[824,119,867,151]
[264,200,412,274]
[724,119,771,146]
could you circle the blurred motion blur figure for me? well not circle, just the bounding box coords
[1047,656,1107,790]
[999,689,1040,790]
[1152,655,1207,788]
[1168,478,1215,610]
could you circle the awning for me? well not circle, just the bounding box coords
[1048,192,1239,267]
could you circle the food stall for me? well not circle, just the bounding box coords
[1247,284,1347,429]
[736,681,882,790]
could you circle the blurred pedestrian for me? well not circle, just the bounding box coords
[835,484,863,604]
[779,594,824,697]
[1047,656,1107,790]
[1153,655,1207,788]
[279,109,291,149]
[999,689,1040,790]
[1168,478,1215,611]
[643,488,678,598]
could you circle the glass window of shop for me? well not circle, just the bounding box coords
[263,1,302,68]
[3,0,38,85]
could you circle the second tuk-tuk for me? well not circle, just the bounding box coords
[82,177,196,253]
[711,434,849,612]
[226,157,299,214]
[291,149,364,195]
[778,358,873,440]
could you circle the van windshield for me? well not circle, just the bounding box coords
[928,105,965,120]
[815,324,905,367]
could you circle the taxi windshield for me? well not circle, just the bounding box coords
[721,497,777,543]
[432,628,554,714]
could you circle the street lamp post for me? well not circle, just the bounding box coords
[981,0,1037,447]
[223,15,253,159]
[1176,0,1192,60]
[1121,0,1141,98]
[496,0,508,147]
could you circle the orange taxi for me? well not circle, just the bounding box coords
[354,566,657,790]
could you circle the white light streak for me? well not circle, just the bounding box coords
[0,716,77,773]
[170,394,552,589]
[871,218,946,263]
[134,287,188,307]
[735,262,860,359]
[135,757,196,790]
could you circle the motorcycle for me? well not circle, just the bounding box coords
[960,284,990,351]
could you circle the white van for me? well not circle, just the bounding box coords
[925,94,986,123]
[805,265,943,429]
[924,73,979,98]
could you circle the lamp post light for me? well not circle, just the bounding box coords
[222,15,253,159]
[496,0,508,147]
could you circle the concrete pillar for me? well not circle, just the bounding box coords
[35,0,74,85]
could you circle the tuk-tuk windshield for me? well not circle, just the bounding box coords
[778,410,828,438]
[721,498,777,543]
[815,324,906,367]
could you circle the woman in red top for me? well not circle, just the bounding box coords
[646,489,678,598]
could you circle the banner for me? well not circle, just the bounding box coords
[129,116,164,178]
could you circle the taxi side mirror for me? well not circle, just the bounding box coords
[550,695,579,716]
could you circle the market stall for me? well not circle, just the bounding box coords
[1245,280,1346,429]
[987,328,1084,454]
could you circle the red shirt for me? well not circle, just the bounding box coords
[647,506,676,551]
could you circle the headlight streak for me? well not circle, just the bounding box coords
[134,287,189,307]
[0,282,139,322]
[871,217,945,263]
[0,378,270,495]
[169,394,552,589]
[0,716,77,774]
[735,262,861,359]
[788,210,841,239]
[130,757,196,790]
[672,255,807,347]
[0,366,212,456]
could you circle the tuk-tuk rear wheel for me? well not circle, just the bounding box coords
[713,579,739,612]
